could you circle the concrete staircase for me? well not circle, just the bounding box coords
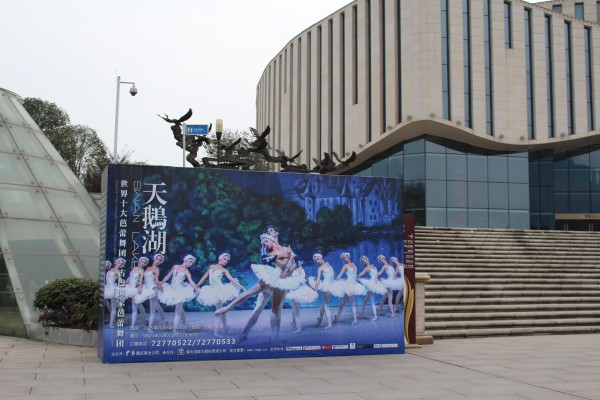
[415,226,600,339]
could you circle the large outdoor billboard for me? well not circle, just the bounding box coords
[99,165,405,363]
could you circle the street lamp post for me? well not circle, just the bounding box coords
[113,76,138,163]
[215,119,223,166]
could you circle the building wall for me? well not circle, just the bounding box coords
[256,0,600,171]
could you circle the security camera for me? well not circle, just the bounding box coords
[129,86,138,96]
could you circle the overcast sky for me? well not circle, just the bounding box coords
[2,0,546,167]
[1,0,350,167]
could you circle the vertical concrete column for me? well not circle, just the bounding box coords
[415,272,434,345]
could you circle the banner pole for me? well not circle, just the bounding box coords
[182,123,186,168]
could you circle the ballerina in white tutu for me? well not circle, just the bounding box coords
[313,253,342,330]
[390,256,406,314]
[377,255,401,317]
[158,255,199,333]
[357,255,387,321]
[133,253,165,333]
[286,263,318,334]
[333,253,367,325]
[104,258,125,328]
[215,232,302,343]
[102,260,112,314]
[125,257,148,328]
[196,253,246,336]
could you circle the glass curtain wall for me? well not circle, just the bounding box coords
[351,135,530,229]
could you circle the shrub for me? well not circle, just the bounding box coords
[33,277,99,331]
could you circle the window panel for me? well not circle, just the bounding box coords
[469,209,489,228]
[489,209,509,229]
[404,154,425,180]
[426,180,446,207]
[489,182,509,209]
[488,156,508,182]
[447,181,467,207]
[426,153,446,180]
[508,183,529,209]
[447,154,467,180]
[467,154,487,181]
[468,181,488,208]
[570,192,590,212]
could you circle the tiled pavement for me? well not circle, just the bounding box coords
[0,334,598,400]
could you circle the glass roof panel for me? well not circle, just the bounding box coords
[0,123,18,153]
[26,157,72,191]
[9,125,49,159]
[0,183,54,220]
[0,152,36,186]
[45,188,97,225]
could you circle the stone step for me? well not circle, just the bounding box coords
[421,272,598,279]
[425,290,600,298]
[426,303,600,312]
[414,226,600,339]
[425,296,600,305]
[418,261,600,268]
[425,317,600,329]
[425,284,600,291]
[415,251,600,259]
[420,267,600,274]
[416,239,600,245]
[427,325,600,339]
[426,278,600,284]
[426,310,600,320]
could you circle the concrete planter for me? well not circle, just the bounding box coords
[27,323,97,347]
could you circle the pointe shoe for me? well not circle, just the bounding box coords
[358,313,363,320]
[292,328,301,334]
[238,334,248,342]
[351,319,358,325]
[214,307,227,316]
[333,315,339,323]
[370,316,378,322]
[316,316,322,327]
[323,324,332,330]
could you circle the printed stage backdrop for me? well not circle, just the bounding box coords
[99,165,405,363]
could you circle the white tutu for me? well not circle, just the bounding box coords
[359,269,387,295]
[158,271,196,305]
[381,278,404,290]
[337,267,367,296]
[251,264,303,290]
[125,271,142,298]
[134,287,157,303]
[338,279,368,296]
[197,283,240,306]
[103,270,118,299]
[196,269,241,306]
[314,268,345,297]
[287,270,318,303]
[103,285,117,300]
[381,266,403,290]
[134,270,159,304]
[287,284,318,303]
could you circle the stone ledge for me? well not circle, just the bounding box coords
[26,323,97,347]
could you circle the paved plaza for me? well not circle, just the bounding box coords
[0,333,598,400]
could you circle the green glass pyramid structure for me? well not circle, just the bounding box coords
[0,87,100,337]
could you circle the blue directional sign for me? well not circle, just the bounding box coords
[185,124,209,135]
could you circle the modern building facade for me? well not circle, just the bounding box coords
[0,87,100,337]
[255,0,600,231]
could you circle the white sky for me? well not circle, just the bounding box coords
[0,0,351,166]
[1,0,546,167]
